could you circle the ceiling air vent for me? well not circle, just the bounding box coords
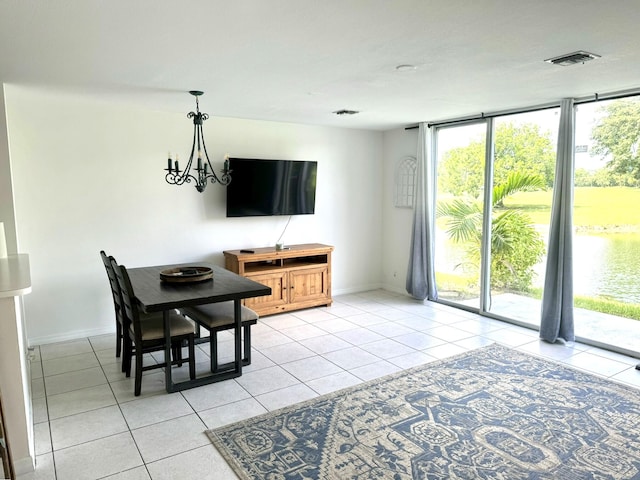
[545,51,600,66]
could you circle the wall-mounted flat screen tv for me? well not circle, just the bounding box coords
[226,158,317,217]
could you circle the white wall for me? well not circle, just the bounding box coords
[381,126,418,294]
[0,85,17,254]
[4,85,384,345]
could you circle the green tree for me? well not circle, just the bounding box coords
[438,122,555,197]
[593,168,614,187]
[437,172,546,292]
[576,166,638,187]
[574,168,594,187]
[591,99,640,181]
[438,141,485,197]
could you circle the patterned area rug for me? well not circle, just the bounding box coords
[207,344,640,479]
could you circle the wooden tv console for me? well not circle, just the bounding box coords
[223,243,333,316]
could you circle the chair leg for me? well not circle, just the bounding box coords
[116,322,122,358]
[172,344,183,367]
[242,324,252,366]
[188,335,196,380]
[134,350,143,396]
[123,336,133,376]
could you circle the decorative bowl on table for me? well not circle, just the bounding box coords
[159,266,213,283]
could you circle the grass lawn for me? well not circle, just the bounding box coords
[504,186,640,228]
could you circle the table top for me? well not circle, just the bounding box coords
[127,263,271,313]
[224,243,333,257]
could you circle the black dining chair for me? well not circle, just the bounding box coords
[180,302,258,373]
[100,250,125,359]
[102,252,186,374]
[111,258,196,396]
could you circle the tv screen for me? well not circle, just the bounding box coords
[226,158,317,217]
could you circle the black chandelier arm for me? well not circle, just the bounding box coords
[198,126,225,184]
[187,111,209,123]
[165,125,197,187]
[165,169,197,186]
[201,170,231,187]
[218,169,232,185]
[188,123,198,170]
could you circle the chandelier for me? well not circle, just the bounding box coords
[165,90,231,192]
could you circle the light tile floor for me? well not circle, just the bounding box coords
[20,290,640,480]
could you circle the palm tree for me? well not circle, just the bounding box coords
[437,172,546,291]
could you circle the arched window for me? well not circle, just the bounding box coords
[394,155,417,208]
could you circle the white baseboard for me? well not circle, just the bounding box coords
[379,282,410,296]
[13,455,35,476]
[333,283,383,296]
[28,326,115,347]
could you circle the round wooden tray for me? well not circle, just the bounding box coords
[159,266,213,283]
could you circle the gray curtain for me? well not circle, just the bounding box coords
[540,99,575,343]
[406,123,437,301]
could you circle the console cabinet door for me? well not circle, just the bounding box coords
[289,266,329,304]
[244,271,288,311]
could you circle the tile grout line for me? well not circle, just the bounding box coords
[33,347,59,480]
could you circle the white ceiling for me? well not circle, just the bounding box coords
[2,0,640,130]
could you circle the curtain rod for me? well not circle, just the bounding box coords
[404,113,484,130]
[574,87,640,105]
[404,86,640,131]
[404,102,559,130]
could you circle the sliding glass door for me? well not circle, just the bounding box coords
[485,109,559,326]
[434,122,487,310]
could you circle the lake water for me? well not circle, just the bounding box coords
[571,233,640,304]
[437,227,640,305]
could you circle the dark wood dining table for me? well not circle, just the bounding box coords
[126,263,271,393]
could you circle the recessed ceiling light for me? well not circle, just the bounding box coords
[395,64,417,72]
[333,109,359,116]
[544,51,601,66]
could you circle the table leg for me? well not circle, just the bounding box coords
[234,299,242,375]
[164,309,174,393]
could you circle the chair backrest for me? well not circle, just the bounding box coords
[100,251,124,327]
[110,259,143,345]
